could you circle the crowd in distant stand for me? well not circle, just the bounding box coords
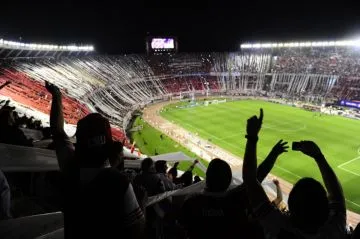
[271,48,360,77]
[1,79,360,239]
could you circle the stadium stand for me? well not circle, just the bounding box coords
[2,39,360,238]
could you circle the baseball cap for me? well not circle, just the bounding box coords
[76,113,113,149]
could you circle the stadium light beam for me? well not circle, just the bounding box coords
[0,38,95,52]
[240,38,360,49]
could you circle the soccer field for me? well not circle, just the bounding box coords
[160,99,360,213]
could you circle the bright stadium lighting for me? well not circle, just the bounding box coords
[0,38,95,52]
[262,43,272,48]
[271,43,278,47]
[241,44,252,48]
[278,43,284,47]
[253,43,261,48]
[354,40,360,47]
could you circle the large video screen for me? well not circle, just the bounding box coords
[151,38,175,49]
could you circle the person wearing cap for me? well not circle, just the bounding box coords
[45,81,145,239]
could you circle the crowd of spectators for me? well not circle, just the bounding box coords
[2,50,360,238]
[1,80,358,239]
[161,76,220,93]
[271,47,360,77]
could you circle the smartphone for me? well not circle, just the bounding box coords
[292,142,301,151]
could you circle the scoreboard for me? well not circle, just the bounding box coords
[146,36,178,54]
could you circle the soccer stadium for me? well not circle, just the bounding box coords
[1,36,360,238]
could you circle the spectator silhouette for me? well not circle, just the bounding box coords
[242,109,346,238]
[0,106,33,147]
[193,175,201,183]
[168,162,179,183]
[155,160,177,191]
[134,158,165,238]
[45,81,144,239]
[180,158,250,239]
[179,160,198,187]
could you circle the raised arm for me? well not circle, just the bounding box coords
[257,140,288,183]
[187,159,199,172]
[299,141,345,209]
[45,81,66,137]
[242,109,269,206]
[45,81,73,172]
[272,179,283,207]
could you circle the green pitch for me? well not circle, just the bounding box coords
[130,116,208,178]
[160,99,360,213]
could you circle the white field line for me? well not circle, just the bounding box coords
[337,147,360,176]
[338,156,360,168]
[171,105,360,208]
[346,199,360,208]
[274,165,302,179]
[339,167,360,177]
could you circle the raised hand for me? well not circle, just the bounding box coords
[299,141,323,159]
[246,108,263,137]
[45,81,61,96]
[272,178,280,186]
[271,140,289,156]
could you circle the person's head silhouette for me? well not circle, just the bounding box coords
[206,158,232,192]
[75,113,113,168]
[288,177,329,233]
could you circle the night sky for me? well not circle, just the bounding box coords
[0,1,359,54]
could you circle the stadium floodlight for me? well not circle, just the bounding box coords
[262,43,272,48]
[354,40,360,47]
[0,38,95,52]
[335,41,343,46]
[241,44,252,48]
[240,39,360,49]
